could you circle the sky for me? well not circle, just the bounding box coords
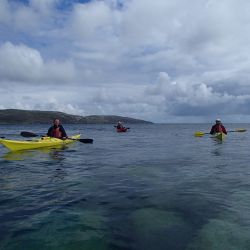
[1,0,250,123]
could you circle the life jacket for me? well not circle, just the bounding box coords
[51,127,62,138]
[212,124,227,134]
[215,124,223,132]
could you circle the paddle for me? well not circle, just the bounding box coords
[20,131,93,143]
[194,129,247,137]
[194,132,210,137]
[69,138,93,143]
[20,131,39,137]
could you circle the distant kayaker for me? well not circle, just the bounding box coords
[116,121,124,129]
[47,119,67,139]
[210,119,227,135]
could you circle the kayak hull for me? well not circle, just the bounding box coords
[0,134,81,151]
[117,128,128,132]
[212,132,226,141]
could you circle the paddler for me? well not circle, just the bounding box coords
[116,121,124,129]
[47,118,67,139]
[210,119,227,135]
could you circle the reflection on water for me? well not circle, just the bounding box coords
[49,147,67,161]
[51,166,67,181]
[2,150,34,161]
[211,144,223,157]
[2,146,68,161]
[210,136,228,156]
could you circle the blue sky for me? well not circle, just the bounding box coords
[1,0,250,122]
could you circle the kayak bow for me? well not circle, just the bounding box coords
[0,134,81,151]
[212,132,226,141]
[117,127,128,132]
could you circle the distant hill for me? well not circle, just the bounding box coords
[0,109,153,124]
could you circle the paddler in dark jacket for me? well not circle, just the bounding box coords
[116,121,124,129]
[210,119,227,135]
[47,119,67,139]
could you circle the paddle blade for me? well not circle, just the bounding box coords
[194,131,205,137]
[20,131,39,137]
[235,129,247,132]
[228,129,247,133]
[78,138,93,144]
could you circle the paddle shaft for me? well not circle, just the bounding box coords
[68,138,93,143]
[228,130,246,132]
[195,128,246,137]
[20,131,93,143]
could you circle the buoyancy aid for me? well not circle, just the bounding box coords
[51,127,62,138]
[211,124,227,134]
[216,124,223,132]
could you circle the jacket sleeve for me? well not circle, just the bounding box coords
[210,126,214,134]
[222,125,227,134]
[47,127,53,136]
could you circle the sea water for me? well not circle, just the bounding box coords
[0,124,250,250]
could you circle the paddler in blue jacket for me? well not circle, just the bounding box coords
[47,119,67,139]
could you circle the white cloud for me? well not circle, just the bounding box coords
[145,72,250,119]
[1,0,250,122]
[0,42,76,84]
[71,1,115,40]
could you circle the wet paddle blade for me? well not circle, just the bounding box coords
[194,131,205,137]
[227,129,247,133]
[235,129,247,132]
[78,138,93,143]
[20,131,39,137]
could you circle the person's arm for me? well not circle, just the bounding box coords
[60,125,67,138]
[210,126,214,134]
[47,127,53,137]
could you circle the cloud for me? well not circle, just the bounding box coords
[71,1,115,40]
[0,42,76,84]
[145,72,250,119]
[1,0,250,122]
[0,0,59,33]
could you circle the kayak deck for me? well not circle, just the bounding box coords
[0,134,81,151]
[211,132,226,141]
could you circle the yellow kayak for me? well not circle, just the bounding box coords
[212,132,226,141]
[0,134,81,152]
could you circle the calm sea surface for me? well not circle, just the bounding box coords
[1,124,250,250]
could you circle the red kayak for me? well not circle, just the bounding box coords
[116,127,128,132]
